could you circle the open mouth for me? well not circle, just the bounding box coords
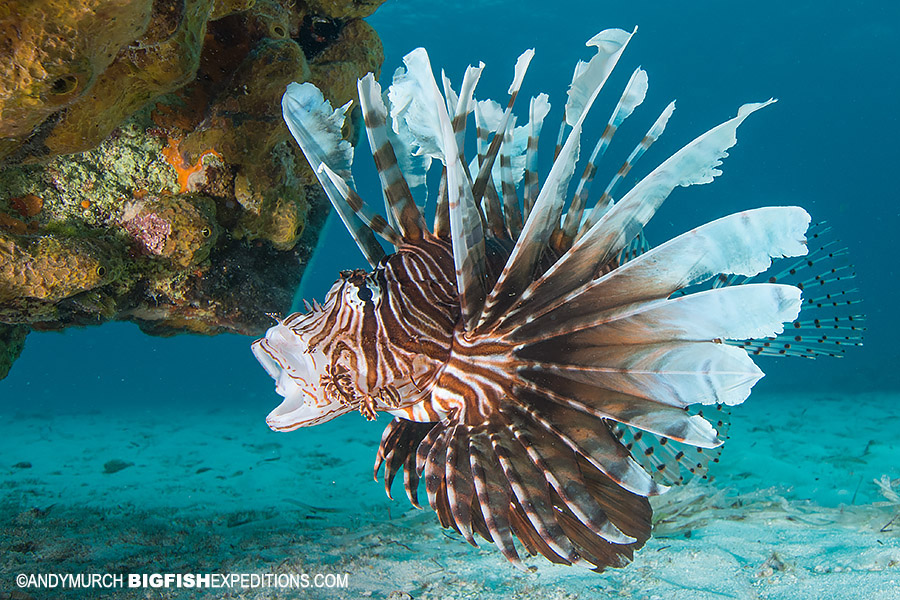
[251,331,347,430]
[252,337,308,431]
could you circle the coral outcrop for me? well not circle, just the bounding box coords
[0,0,387,379]
[0,324,27,380]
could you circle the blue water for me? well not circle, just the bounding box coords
[1,1,899,597]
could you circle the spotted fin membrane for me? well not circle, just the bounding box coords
[614,222,863,486]
[719,222,865,359]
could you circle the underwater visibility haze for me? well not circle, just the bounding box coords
[1,1,899,599]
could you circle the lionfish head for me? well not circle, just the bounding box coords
[252,270,383,431]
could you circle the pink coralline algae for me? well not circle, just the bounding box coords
[123,212,171,256]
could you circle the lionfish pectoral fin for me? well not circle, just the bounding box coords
[614,403,734,486]
[374,418,433,506]
[490,99,778,333]
[503,205,811,332]
[720,221,866,358]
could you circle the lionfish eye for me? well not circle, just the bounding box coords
[96,265,106,277]
[356,285,373,302]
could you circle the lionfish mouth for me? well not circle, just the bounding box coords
[250,337,309,431]
[265,392,308,432]
[251,333,348,430]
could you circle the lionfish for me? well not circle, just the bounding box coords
[252,27,863,570]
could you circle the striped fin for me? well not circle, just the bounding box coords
[385,109,431,216]
[470,102,506,237]
[565,28,636,126]
[374,418,433,507]
[317,164,402,246]
[468,434,524,566]
[473,99,500,170]
[434,166,449,237]
[613,404,731,485]
[423,429,456,530]
[518,371,721,447]
[358,73,427,242]
[429,55,490,331]
[282,82,385,267]
[722,222,865,358]
[445,425,478,545]
[509,206,811,330]
[436,64,486,239]
[499,116,524,238]
[523,94,551,218]
[490,427,587,566]
[560,67,649,245]
[517,341,763,409]
[471,49,535,206]
[450,63,485,149]
[511,283,802,346]
[432,165,450,240]
[499,404,635,544]
[384,405,655,569]
[519,99,776,318]
[548,27,635,165]
[582,101,676,234]
[477,29,637,331]
[514,388,664,497]
[445,63,485,229]
[471,99,507,238]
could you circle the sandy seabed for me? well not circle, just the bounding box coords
[1,392,898,600]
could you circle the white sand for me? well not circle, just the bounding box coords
[1,392,898,599]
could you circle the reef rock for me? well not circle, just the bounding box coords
[0,324,27,380]
[0,0,153,149]
[0,0,387,379]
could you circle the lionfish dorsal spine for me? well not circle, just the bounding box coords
[357,73,427,243]
[499,116,525,238]
[474,28,638,332]
[317,163,402,247]
[470,49,534,208]
[471,99,508,240]
[429,60,490,331]
[282,82,385,267]
[560,66,649,242]
[522,93,552,218]
[581,99,677,234]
